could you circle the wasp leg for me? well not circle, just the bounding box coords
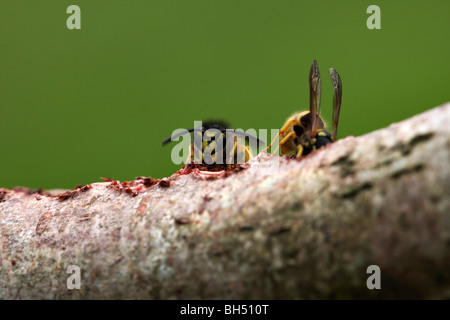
[296,144,304,158]
[235,144,253,163]
[227,140,238,164]
[261,118,297,153]
[261,132,280,153]
[203,140,218,165]
[273,131,296,155]
[185,144,194,164]
[244,145,253,162]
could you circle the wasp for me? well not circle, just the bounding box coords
[263,60,342,157]
[162,120,264,165]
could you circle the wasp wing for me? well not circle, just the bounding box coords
[309,60,322,138]
[329,68,342,141]
[225,130,265,146]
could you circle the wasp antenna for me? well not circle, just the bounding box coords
[309,60,322,138]
[161,128,199,146]
[329,68,342,141]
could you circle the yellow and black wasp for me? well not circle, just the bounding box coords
[162,120,264,165]
[263,60,342,157]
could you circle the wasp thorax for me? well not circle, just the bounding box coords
[290,112,332,156]
[296,112,326,131]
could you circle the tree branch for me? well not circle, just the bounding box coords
[1,102,450,299]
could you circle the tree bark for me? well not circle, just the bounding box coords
[1,102,450,299]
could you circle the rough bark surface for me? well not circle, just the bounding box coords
[1,102,450,299]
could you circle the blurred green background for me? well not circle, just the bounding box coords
[0,0,449,189]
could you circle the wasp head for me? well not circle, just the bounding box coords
[294,111,332,156]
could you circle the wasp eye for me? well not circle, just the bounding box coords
[294,125,304,136]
